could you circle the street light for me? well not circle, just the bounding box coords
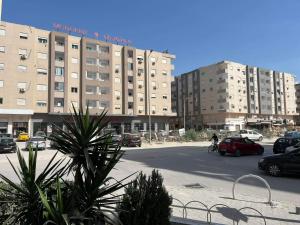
[147,49,153,143]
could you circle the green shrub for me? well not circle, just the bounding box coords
[184,129,198,141]
[118,170,172,225]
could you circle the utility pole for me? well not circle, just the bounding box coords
[0,0,3,21]
[183,95,186,130]
[147,50,153,143]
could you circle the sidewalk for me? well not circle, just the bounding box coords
[168,185,300,225]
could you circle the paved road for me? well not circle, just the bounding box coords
[1,142,300,207]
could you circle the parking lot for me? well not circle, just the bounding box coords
[1,140,300,207]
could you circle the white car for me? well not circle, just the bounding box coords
[25,136,46,150]
[239,130,263,141]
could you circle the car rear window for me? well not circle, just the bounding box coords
[1,138,13,143]
[240,130,247,134]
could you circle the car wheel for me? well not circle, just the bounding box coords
[235,149,241,157]
[259,136,263,142]
[268,164,281,176]
[219,151,226,156]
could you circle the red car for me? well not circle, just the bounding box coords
[218,137,264,157]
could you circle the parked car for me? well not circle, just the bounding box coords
[239,130,263,141]
[285,141,300,153]
[284,131,300,139]
[273,137,300,154]
[122,133,142,147]
[218,137,264,157]
[35,131,46,139]
[110,134,122,147]
[17,132,30,142]
[258,149,300,176]
[0,137,17,153]
[25,136,46,150]
[0,133,12,139]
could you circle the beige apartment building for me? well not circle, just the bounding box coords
[172,61,297,131]
[294,83,300,125]
[0,21,175,136]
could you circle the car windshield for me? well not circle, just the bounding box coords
[1,138,13,144]
[30,137,45,142]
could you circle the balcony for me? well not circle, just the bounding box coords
[55,43,64,52]
[128,96,134,102]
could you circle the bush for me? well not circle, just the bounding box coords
[118,170,172,225]
[184,129,198,141]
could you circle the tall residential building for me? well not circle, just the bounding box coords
[294,83,300,125]
[172,61,297,131]
[0,21,175,136]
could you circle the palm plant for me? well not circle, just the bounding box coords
[47,106,130,224]
[0,148,67,225]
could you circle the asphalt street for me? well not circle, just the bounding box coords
[0,142,299,207]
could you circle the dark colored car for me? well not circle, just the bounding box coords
[218,137,264,157]
[0,138,17,153]
[258,149,300,176]
[273,137,300,154]
[122,133,141,147]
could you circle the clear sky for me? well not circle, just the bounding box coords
[2,0,300,79]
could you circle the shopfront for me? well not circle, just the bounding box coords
[0,122,8,134]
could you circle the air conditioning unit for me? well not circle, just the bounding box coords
[151,73,155,77]
[138,59,143,64]
[152,110,156,114]
[138,85,143,89]
[116,96,120,100]
[140,98,144,101]
[138,73,142,76]
[153,86,157,90]
[19,88,26,93]
[138,110,143,113]
[115,69,119,73]
[20,54,27,60]
[152,62,155,66]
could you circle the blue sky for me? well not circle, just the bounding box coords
[2,0,300,80]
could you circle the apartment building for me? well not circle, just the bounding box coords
[294,83,300,125]
[172,61,297,131]
[0,21,175,136]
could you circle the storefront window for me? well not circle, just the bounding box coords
[13,122,28,137]
[33,122,48,136]
[0,122,8,134]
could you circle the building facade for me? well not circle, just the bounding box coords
[294,83,300,125]
[0,21,175,136]
[172,61,297,131]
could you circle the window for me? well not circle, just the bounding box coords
[115,64,121,73]
[37,68,47,75]
[162,70,167,76]
[71,87,78,93]
[115,78,121,83]
[151,93,156,99]
[163,95,167,99]
[54,98,64,107]
[86,100,97,108]
[37,84,47,91]
[127,50,133,58]
[54,82,64,92]
[137,56,144,63]
[72,44,78,49]
[163,107,168,111]
[0,98,2,104]
[0,63,3,70]
[71,72,78,79]
[202,89,206,92]
[37,52,47,59]
[71,57,78,64]
[36,101,47,107]
[99,101,109,109]
[19,32,28,39]
[86,43,97,51]
[151,69,156,76]
[0,46,5,53]
[99,60,109,67]
[99,73,109,81]
[86,58,97,65]
[0,29,5,36]
[0,80,3,87]
[128,63,133,70]
[18,49,27,56]
[150,57,156,62]
[115,51,121,56]
[55,67,64,76]
[115,105,121,110]
[100,88,109,95]
[162,59,167,64]
[115,91,121,97]
[17,65,27,72]
[99,46,109,53]
[86,86,97,94]
[138,69,143,76]
[38,37,47,44]
[17,98,26,105]
[86,71,97,80]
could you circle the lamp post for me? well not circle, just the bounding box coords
[147,49,153,143]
